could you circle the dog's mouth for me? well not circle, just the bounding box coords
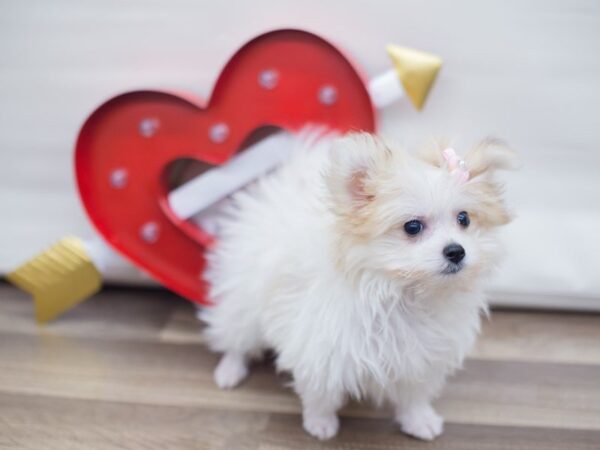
[442,263,463,275]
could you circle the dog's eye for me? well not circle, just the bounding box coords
[403,220,424,236]
[457,211,470,228]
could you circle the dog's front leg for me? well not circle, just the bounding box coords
[390,377,445,441]
[295,379,346,441]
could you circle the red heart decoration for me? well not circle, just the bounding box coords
[75,29,376,304]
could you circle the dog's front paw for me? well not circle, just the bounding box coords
[397,405,444,441]
[303,413,339,440]
[214,352,248,389]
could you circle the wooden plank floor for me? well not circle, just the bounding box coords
[1,282,599,449]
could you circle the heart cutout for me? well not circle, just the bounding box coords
[75,29,376,303]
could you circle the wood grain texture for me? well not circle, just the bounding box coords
[1,282,599,449]
[471,310,600,365]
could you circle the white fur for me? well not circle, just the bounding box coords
[201,132,514,440]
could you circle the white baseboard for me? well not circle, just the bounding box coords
[489,292,600,312]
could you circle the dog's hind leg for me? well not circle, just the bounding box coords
[213,351,250,389]
[295,379,346,440]
[199,293,265,389]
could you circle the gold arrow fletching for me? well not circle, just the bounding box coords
[7,236,102,323]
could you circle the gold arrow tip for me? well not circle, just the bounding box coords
[386,44,443,110]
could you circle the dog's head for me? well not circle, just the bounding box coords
[326,133,517,290]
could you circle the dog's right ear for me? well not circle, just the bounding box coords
[464,138,519,179]
[463,139,519,228]
[326,132,392,211]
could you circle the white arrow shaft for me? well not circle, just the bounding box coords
[368,69,405,109]
[168,132,293,220]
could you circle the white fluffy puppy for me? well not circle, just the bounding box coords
[201,132,516,441]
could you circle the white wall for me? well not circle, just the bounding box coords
[1,0,599,308]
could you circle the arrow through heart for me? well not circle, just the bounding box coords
[74,29,376,303]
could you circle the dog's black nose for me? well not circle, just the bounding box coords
[443,243,465,264]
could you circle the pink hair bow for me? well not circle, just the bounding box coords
[443,148,470,183]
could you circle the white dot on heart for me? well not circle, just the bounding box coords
[209,123,230,143]
[258,69,279,90]
[139,118,160,137]
[109,168,128,189]
[318,85,338,105]
[140,221,160,243]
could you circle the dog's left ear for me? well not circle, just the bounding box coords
[464,138,519,179]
